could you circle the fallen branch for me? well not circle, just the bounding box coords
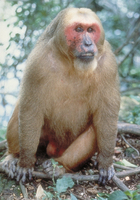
[121,134,139,157]
[116,167,140,178]
[114,163,133,170]
[118,122,140,136]
[32,171,131,191]
[112,175,129,191]
[33,167,140,191]
[32,166,140,181]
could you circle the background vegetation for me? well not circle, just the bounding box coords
[0,0,140,136]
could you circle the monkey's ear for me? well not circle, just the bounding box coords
[42,10,66,40]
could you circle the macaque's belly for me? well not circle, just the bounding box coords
[43,100,91,156]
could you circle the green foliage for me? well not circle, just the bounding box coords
[43,191,54,200]
[92,190,140,200]
[50,159,63,185]
[0,128,6,142]
[41,160,76,199]
[136,185,140,193]
[43,176,76,200]
[0,174,21,197]
[122,96,140,125]
[124,190,140,200]
[70,193,78,200]
[93,192,109,200]
[125,147,138,157]
[108,190,128,200]
[115,159,137,168]
[56,176,74,193]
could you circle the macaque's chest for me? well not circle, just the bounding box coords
[45,76,93,142]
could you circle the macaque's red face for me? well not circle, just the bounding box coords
[65,22,101,62]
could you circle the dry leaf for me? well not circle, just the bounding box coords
[87,188,98,194]
[36,184,46,200]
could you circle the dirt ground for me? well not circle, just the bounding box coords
[0,133,140,200]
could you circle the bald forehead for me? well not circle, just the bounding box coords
[64,8,100,26]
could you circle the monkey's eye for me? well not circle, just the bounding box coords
[75,26,84,32]
[87,27,95,33]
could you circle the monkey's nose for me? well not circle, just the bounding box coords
[84,40,92,46]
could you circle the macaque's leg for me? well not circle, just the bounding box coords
[93,99,119,184]
[2,103,20,178]
[6,102,20,155]
[43,126,97,175]
[3,101,44,182]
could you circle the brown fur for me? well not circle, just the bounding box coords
[5,8,120,179]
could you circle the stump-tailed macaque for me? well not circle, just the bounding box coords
[2,7,120,185]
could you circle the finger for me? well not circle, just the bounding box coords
[28,168,33,180]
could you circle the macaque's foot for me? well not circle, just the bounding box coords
[2,155,18,179]
[42,159,66,177]
[2,155,33,182]
[15,165,33,182]
[98,165,115,185]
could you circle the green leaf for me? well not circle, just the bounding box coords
[125,148,136,157]
[125,190,137,198]
[51,158,59,167]
[70,193,78,200]
[98,197,108,200]
[125,190,140,200]
[136,185,140,193]
[98,193,109,198]
[56,176,74,193]
[51,158,63,168]
[116,159,137,168]
[43,191,54,200]
[108,190,128,200]
[134,194,140,200]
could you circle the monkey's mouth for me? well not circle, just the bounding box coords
[77,52,94,62]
